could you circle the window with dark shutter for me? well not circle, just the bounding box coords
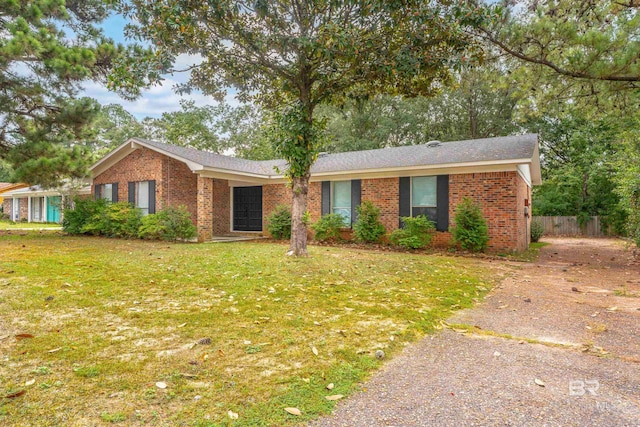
[399,175,449,231]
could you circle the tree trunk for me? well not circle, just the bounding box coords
[288,174,310,256]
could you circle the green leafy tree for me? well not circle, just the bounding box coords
[91,104,151,156]
[115,0,484,255]
[615,115,640,245]
[0,0,151,187]
[478,0,640,106]
[319,62,522,153]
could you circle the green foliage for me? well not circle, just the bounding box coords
[63,198,108,236]
[138,206,196,241]
[530,220,544,243]
[451,198,489,253]
[85,202,142,239]
[353,201,386,243]
[266,205,292,240]
[615,116,640,246]
[312,214,346,242]
[0,0,148,187]
[389,216,435,249]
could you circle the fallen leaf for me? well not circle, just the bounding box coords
[301,378,310,383]
[284,407,301,416]
[47,347,62,353]
[326,383,334,390]
[15,333,34,340]
[0,335,9,341]
[493,351,501,357]
[177,323,187,328]
[228,410,238,420]
[155,382,167,389]
[3,390,25,399]
[325,394,344,401]
[311,346,319,356]
[534,378,545,387]
[606,306,618,312]
[25,379,35,386]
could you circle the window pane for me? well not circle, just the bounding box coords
[332,181,351,225]
[412,176,437,207]
[102,184,112,202]
[137,181,149,210]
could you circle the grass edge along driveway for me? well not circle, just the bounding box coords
[0,234,495,426]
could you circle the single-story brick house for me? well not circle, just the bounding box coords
[90,134,541,252]
[1,184,90,223]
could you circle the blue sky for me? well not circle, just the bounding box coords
[83,14,232,120]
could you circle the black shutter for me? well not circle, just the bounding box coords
[128,182,135,205]
[148,180,156,214]
[321,181,331,216]
[436,175,449,232]
[351,179,361,226]
[111,183,118,203]
[94,184,101,200]
[399,177,411,227]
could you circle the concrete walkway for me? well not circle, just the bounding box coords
[312,238,640,427]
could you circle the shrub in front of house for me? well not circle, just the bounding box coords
[84,202,142,239]
[63,198,108,235]
[530,220,544,243]
[312,213,346,242]
[138,206,196,241]
[266,204,292,240]
[451,198,489,252]
[389,215,435,249]
[353,201,386,243]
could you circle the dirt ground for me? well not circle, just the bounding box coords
[313,238,640,427]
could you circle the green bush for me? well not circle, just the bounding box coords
[451,198,489,253]
[530,220,544,243]
[353,201,386,243]
[266,204,292,240]
[138,206,196,241]
[312,213,345,242]
[63,198,108,235]
[85,202,142,238]
[389,215,435,249]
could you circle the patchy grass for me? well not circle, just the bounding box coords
[0,234,493,426]
[0,221,62,230]
[501,241,551,262]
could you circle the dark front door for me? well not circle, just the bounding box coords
[233,186,263,231]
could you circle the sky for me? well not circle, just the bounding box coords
[85,14,235,120]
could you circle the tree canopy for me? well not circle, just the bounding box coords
[115,0,484,255]
[0,0,152,187]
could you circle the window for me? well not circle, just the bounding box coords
[136,181,150,215]
[96,183,117,202]
[31,197,44,222]
[412,176,437,222]
[332,180,351,226]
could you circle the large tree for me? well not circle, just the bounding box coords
[0,0,153,187]
[116,0,483,255]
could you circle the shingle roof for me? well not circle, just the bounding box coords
[132,134,538,177]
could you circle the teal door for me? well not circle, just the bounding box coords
[47,196,61,223]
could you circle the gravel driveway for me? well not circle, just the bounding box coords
[312,238,640,427]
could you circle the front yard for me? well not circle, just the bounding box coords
[0,234,493,426]
[0,221,62,230]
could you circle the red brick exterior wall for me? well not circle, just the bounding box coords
[196,176,214,241]
[93,147,198,224]
[212,179,230,235]
[19,197,28,221]
[449,171,528,252]
[361,177,400,232]
[93,147,531,251]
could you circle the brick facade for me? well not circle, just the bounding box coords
[92,147,532,252]
[93,147,198,224]
[449,171,529,252]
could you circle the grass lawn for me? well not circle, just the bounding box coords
[0,221,62,230]
[0,234,494,426]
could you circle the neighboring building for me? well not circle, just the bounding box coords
[0,184,90,223]
[90,135,541,252]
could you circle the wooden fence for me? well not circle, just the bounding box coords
[532,216,609,237]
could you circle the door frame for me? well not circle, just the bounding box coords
[230,185,263,233]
